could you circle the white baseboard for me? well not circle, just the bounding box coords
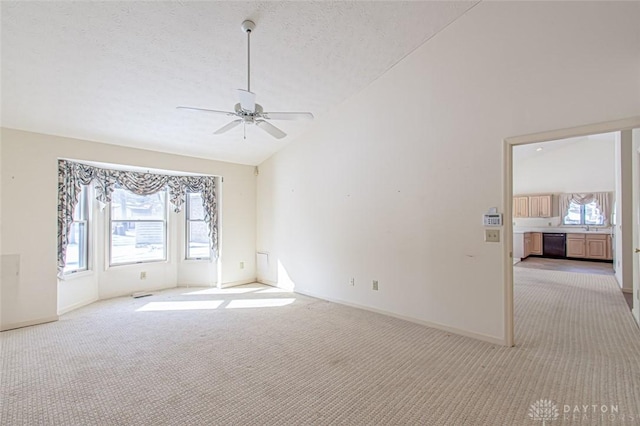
[177,283,215,288]
[1,316,59,332]
[58,297,99,315]
[293,288,507,347]
[220,278,257,289]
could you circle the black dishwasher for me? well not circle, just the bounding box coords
[543,233,566,258]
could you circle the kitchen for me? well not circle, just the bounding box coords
[512,133,617,276]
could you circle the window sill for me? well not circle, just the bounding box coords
[107,259,168,269]
[182,258,212,263]
[59,270,93,281]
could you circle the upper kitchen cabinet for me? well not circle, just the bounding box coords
[513,194,553,218]
[529,195,552,217]
[513,196,529,218]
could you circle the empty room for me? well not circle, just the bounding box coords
[1,1,640,425]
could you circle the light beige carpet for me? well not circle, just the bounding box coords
[1,269,639,425]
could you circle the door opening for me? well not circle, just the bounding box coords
[503,116,640,346]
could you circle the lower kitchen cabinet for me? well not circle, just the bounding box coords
[523,233,531,258]
[585,234,608,260]
[566,233,612,260]
[521,232,542,259]
[530,232,542,255]
[566,234,586,258]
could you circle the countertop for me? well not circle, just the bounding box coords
[513,226,613,235]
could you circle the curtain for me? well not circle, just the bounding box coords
[57,160,218,277]
[558,192,612,225]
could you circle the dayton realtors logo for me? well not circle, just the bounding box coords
[528,400,559,425]
[563,404,635,422]
[529,400,636,423]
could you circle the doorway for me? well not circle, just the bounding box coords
[503,116,640,346]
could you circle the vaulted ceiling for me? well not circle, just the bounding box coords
[1,1,477,165]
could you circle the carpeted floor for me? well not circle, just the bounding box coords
[1,269,639,425]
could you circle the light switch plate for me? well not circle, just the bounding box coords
[485,229,500,243]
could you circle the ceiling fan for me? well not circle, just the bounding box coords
[177,20,314,140]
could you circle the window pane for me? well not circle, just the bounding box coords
[64,221,87,272]
[584,201,604,225]
[187,192,205,220]
[111,188,166,220]
[111,221,166,264]
[563,202,582,225]
[73,185,88,221]
[187,221,210,259]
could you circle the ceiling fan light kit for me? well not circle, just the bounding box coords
[177,19,313,140]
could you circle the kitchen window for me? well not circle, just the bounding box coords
[563,200,604,226]
[64,184,89,273]
[110,188,167,265]
[186,192,210,260]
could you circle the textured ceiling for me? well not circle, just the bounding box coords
[1,1,476,165]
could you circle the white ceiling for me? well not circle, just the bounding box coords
[512,132,618,161]
[1,1,477,165]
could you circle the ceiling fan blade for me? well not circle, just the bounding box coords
[213,119,243,135]
[261,112,314,121]
[236,89,256,112]
[177,106,236,116]
[256,120,286,139]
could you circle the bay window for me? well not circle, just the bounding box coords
[186,192,210,260]
[64,184,89,273]
[110,188,167,265]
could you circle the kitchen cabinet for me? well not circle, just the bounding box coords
[523,233,531,258]
[513,194,552,218]
[566,233,613,260]
[530,232,542,255]
[516,232,543,260]
[585,234,608,260]
[513,196,529,218]
[566,234,586,258]
[529,195,552,218]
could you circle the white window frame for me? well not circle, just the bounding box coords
[185,192,211,260]
[64,184,89,274]
[109,188,168,266]
[562,200,605,226]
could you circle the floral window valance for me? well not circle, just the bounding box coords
[58,160,218,276]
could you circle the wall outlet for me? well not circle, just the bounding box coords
[372,280,379,291]
[240,261,244,269]
[349,278,355,286]
[140,271,146,280]
[485,229,500,243]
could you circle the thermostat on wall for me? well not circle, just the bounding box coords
[483,208,502,227]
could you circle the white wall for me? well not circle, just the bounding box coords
[256,1,640,344]
[0,128,257,330]
[633,128,640,323]
[513,137,615,195]
[615,131,634,291]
